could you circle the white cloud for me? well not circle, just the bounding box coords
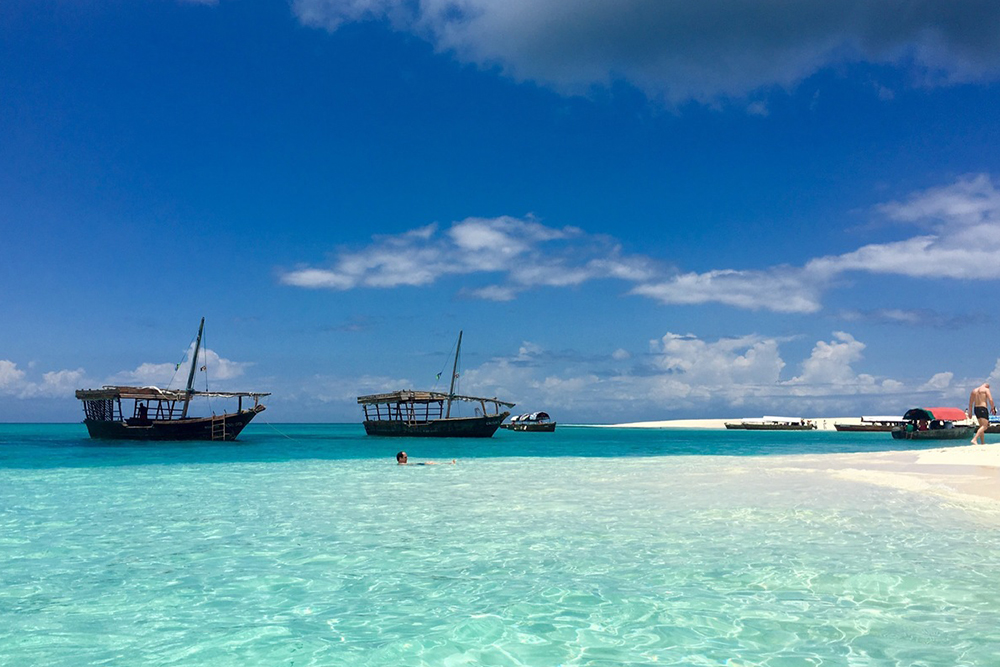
[920,372,953,392]
[653,333,785,402]
[108,345,250,388]
[280,215,659,299]
[807,174,1000,280]
[281,175,1000,315]
[988,359,1000,385]
[0,360,26,390]
[630,268,822,313]
[291,0,1000,106]
[0,361,89,398]
[455,330,933,419]
[786,331,873,390]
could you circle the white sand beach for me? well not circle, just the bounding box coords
[602,418,1000,507]
[769,444,1000,508]
[608,417,869,431]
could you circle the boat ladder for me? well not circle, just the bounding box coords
[211,414,227,441]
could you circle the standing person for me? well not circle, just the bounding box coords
[968,382,996,445]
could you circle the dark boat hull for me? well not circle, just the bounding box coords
[83,407,264,441]
[363,413,508,438]
[891,425,975,440]
[501,422,556,432]
[741,423,816,431]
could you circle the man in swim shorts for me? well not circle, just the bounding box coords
[968,382,996,445]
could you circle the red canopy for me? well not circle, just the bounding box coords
[903,407,967,421]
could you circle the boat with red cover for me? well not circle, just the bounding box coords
[890,407,974,440]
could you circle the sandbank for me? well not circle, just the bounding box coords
[601,419,1000,508]
[766,444,1000,509]
[607,417,867,431]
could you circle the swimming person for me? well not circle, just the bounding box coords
[396,451,455,465]
[967,382,996,445]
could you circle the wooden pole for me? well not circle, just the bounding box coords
[446,330,462,419]
[182,317,205,419]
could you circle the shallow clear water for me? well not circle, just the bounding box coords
[2,424,999,666]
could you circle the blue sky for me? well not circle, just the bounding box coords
[3,0,1000,423]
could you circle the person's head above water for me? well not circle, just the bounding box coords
[396,451,407,464]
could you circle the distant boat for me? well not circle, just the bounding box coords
[357,331,514,438]
[726,416,816,431]
[502,412,556,432]
[988,415,1000,434]
[75,318,269,441]
[834,416,906,432]
[890,407,975,440]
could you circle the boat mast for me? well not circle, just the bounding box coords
[181,317,205,418]
[445,330,462,419]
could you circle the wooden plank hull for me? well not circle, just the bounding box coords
[83,407,264,441]
[363,413,508,438]
[834,424,900,432]
[891,425,975,440]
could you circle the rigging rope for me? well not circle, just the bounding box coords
[166,330,199,390]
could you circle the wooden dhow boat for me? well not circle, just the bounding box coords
[726,416,817,431]
[75,318,269,441]
[890,407,974,440]
[357,331,514,438]
[834,416,906,432]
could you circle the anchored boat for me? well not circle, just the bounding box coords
[502,412,557,432]
[834,416,906,432]
[357,331,514,438]
[726,416,816,431]
[75,318,269,441]
[890,407,974,440]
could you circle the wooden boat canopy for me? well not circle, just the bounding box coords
[74,319,269,441]
[76,385,270,402]
[358,390,514,409]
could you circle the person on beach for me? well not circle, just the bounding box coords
[967,382,996,445]
[395,451,455,465]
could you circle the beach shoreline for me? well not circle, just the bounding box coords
[594,418,1000,509]
[764,444,1000,508]
[605,417,869,431]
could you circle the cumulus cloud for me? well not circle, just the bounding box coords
[920,372,953,391]
[0,361,88,398]
[451,330,961,420]
[108,345,250,388]
[652,333,785,402]
[291,0,1000,105]
[0,360,26,390]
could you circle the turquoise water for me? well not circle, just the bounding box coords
[2,424,999,666]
